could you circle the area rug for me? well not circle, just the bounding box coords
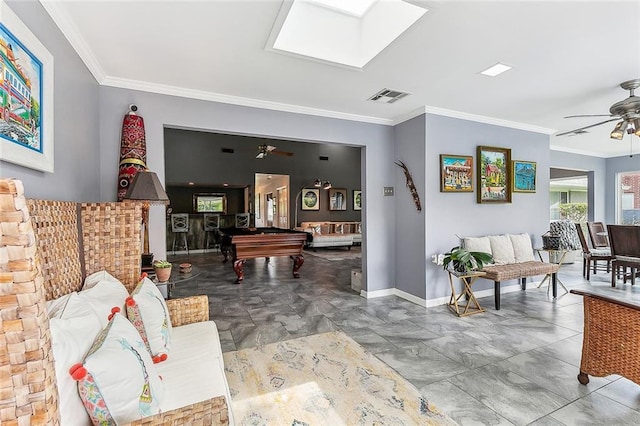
[304,246,362,261]
[223,331,457,425]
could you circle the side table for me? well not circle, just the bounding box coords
[153,265,201,299]
[447,269,486,317]
[534,248,569,294]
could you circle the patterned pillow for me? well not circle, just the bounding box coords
[550,220,581,250]
[72,313,164,424]
[126,277,172,362]
[335,223,344,234]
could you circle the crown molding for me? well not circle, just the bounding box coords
[550,143,622,159]
[39,0,106,83]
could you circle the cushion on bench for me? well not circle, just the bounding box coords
[483,261,559,281]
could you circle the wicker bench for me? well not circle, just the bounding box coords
[0,179,229,425]
[482,261,560,310]
[462,234,560,310]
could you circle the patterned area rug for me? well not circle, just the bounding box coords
[304,246,362,261]
[223,331,457,425]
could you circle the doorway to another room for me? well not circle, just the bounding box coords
[255,173,290,228]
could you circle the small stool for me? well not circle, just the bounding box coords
[203,213,220,251]
[171,213,189,254]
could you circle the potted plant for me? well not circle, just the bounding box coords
[153,260,172,282]
[442,246,493,274]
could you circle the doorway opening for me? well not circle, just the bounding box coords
[255,173,290,228]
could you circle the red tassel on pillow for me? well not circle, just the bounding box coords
[126,296,136,307]
[69,363,87,381]
[140,272,148,280]
[108,306,121,321]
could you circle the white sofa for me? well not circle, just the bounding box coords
[300,221,361,249]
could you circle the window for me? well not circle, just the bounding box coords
[617,171,640,224]
[193,193,227,213]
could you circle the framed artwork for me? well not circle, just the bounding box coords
[353,190,362,210]
[513,160,537,193]
[329,188,347,211]
[440,154,473,192]
[477,146,512,203]
[0,3,54,172]
[301,188,319,210]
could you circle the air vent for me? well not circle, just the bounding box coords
[221,148,235,154]
[368,88,410,104]
[319,156,329,161]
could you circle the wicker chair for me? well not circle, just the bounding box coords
[571,289,640,387]
[0,178,228,425]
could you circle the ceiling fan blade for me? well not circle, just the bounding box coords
[556,117,621,137]
[270,149,294,157]
[564,114,615,119]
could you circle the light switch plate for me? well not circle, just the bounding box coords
[383,187,394,196]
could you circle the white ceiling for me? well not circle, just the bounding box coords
[40,0,640,158]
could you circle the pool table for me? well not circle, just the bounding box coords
[219,227,311,283]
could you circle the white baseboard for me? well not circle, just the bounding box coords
[360,282,526,308]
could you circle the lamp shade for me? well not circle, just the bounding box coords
[124,171,169,204]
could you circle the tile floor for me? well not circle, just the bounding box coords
[168,249,640,425]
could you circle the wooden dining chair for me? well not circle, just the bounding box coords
[587,221,609,248]
[607,224,640,287]
[575,223,612,280]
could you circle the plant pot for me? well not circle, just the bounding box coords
[155,265,172,282]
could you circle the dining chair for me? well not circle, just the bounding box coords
[575,223,612,280]
[607,224,640,287]
[587,221,609,249]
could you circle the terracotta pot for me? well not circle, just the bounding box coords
[155,266,172,282]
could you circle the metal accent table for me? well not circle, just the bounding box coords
[154,265,201,299]
[447,269,486,317]
[534,248,570,294]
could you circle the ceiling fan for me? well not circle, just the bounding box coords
[556,78,640,139]
[256,144,294,159]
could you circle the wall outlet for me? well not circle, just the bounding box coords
[383,187,394,196]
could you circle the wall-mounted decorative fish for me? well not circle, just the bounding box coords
[395,160,422,212]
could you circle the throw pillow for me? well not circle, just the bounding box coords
[488,235,516,265]
[49,293,103,426]
[550,220,581,250]
[77,278,129,327]
[73,313,164,424]
[463,236,492,255]
[312,225,322,235]
[126,277,172,361]
[509,233,535,262]
[83,270,123,290]
[335,223,344,234]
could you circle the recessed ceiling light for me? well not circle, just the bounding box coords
[223,183,229,187]
[188,182,194,186]
[480,63,512,77]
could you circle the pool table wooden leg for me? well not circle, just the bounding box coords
[233,259,246,284]
[291,255,304,278]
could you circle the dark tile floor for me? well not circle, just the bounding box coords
[168,249,640,425]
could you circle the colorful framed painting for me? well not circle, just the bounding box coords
[353,190,362,210]
[0,2,54,172]
[477,146,512,203]
[440,154,473,192]
[329,188,347,211]
[301,188,320,210]
[513,160,537,193]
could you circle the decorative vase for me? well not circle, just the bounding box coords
[155,265,172,282]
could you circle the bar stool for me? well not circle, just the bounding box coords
[171,213,189,254]
[203,213,220,251]
[235,213,250,228]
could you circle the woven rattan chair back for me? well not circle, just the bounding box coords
[587,221,609,248]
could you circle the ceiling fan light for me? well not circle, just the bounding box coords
[322,181,332,190]
[633,118,640,137]
[610,121,626,140]
[313,179,322,187]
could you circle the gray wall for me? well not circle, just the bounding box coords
[0,1,100,201]
[98,86,396,293]
[424,114,552,300]
[163,128,362,225]
[394,115,427,299]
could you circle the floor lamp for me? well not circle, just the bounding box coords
[124,170,170,269]
[293,178,331,229]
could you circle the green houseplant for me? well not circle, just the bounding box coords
[442,247,493,274]
[153,260,172,282]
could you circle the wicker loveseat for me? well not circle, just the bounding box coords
[0,179,229,425]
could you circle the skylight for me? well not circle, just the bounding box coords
[268,0,428,69]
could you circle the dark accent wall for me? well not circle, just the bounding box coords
[166,185,244,215]
[164,128,362,226]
